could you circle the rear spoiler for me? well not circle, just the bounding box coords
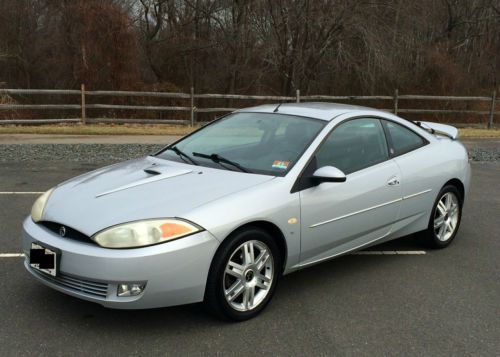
[414,121,458,140]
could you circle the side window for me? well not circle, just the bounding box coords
[315,118,389,175]
[385,121,426,155]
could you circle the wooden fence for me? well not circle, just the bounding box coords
[0,86,498,128]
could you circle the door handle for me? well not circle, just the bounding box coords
[387,177,400,186]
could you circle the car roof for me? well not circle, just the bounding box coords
[237,102,381,121]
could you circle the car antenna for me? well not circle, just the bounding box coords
[273,102,283,113]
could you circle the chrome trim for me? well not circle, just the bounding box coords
[309,189,432,228]
[402,189,432,200]
[309,198,401,228]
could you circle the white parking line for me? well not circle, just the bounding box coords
[0,251,426,258]
[0,192,43,195]
[1,194,426,258]
[352,250,426,255]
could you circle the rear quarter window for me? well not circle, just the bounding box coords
[385,121,426,155]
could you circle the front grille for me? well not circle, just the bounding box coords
[39,221,93,244]
[32,269,108,299]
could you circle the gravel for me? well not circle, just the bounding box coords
[467,148,500,162]
[0,144,163,163]
[0,144,499,163]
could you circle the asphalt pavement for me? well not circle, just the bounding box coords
[0,159,499,356]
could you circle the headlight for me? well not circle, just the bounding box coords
[91,219,202,248]
[31,188,55,223]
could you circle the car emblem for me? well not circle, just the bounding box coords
[59,226,66,237]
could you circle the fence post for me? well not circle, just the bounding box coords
[296,89,301,103]
[393,89,399,115]
[488,90,496,129]
[190,86,195,127]
[80,83,86,124]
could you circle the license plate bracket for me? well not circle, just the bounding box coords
[30,243,59,277]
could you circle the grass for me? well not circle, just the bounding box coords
[0,124,499,138]
[457,128,500,138]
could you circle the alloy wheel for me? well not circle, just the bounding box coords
[433,192,460,241]
[223,240,274,312]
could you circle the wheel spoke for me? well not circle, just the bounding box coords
[255,279,267,290]
[247,286,255,308]
[437,200,447,216]
[445,193,452,210]
[256,272,271,284]
[449,204,459,217]
[255,273,271,290]
[434,216,445,230]
[225,280,245,302]
[242,287,250,308]
[243,242,254,265]
[438,223,446,239]
[255,250,270,270]
[226,261,244,278]
[445,220,454,234]
[249,242,255,263]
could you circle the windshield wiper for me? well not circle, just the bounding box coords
[192,152,252,173]
[166,146,199,165]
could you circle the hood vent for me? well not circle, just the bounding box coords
[96,167,193,198]
[144,168,162,175]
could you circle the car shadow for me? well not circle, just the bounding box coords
[19,234,425,329]
[361,232,422,251]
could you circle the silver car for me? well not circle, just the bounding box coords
[23,103,470,321]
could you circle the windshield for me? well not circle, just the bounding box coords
[156,112,325,176]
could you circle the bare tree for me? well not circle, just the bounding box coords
[0,0,498,95]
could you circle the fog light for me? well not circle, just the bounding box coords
[117,283,146,297]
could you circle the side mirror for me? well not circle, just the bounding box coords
[312,166,346,183]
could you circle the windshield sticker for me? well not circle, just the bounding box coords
[272,160,289,170]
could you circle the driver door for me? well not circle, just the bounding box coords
[298,118,402,266]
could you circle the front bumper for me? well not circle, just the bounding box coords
[22,217,219,309]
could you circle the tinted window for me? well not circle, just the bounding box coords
[156,113,325,176]
[315,118,389,174]
[385,121,425,155]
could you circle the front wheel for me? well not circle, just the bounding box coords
[420,185,462,248]
[204,227,281,321]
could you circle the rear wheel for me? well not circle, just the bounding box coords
[421,185,462,248]
[204,227,281,321]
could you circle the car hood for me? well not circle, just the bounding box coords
[42,156,274,236]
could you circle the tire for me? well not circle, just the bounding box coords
[204,227,282,321]
[420,185,463,249]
